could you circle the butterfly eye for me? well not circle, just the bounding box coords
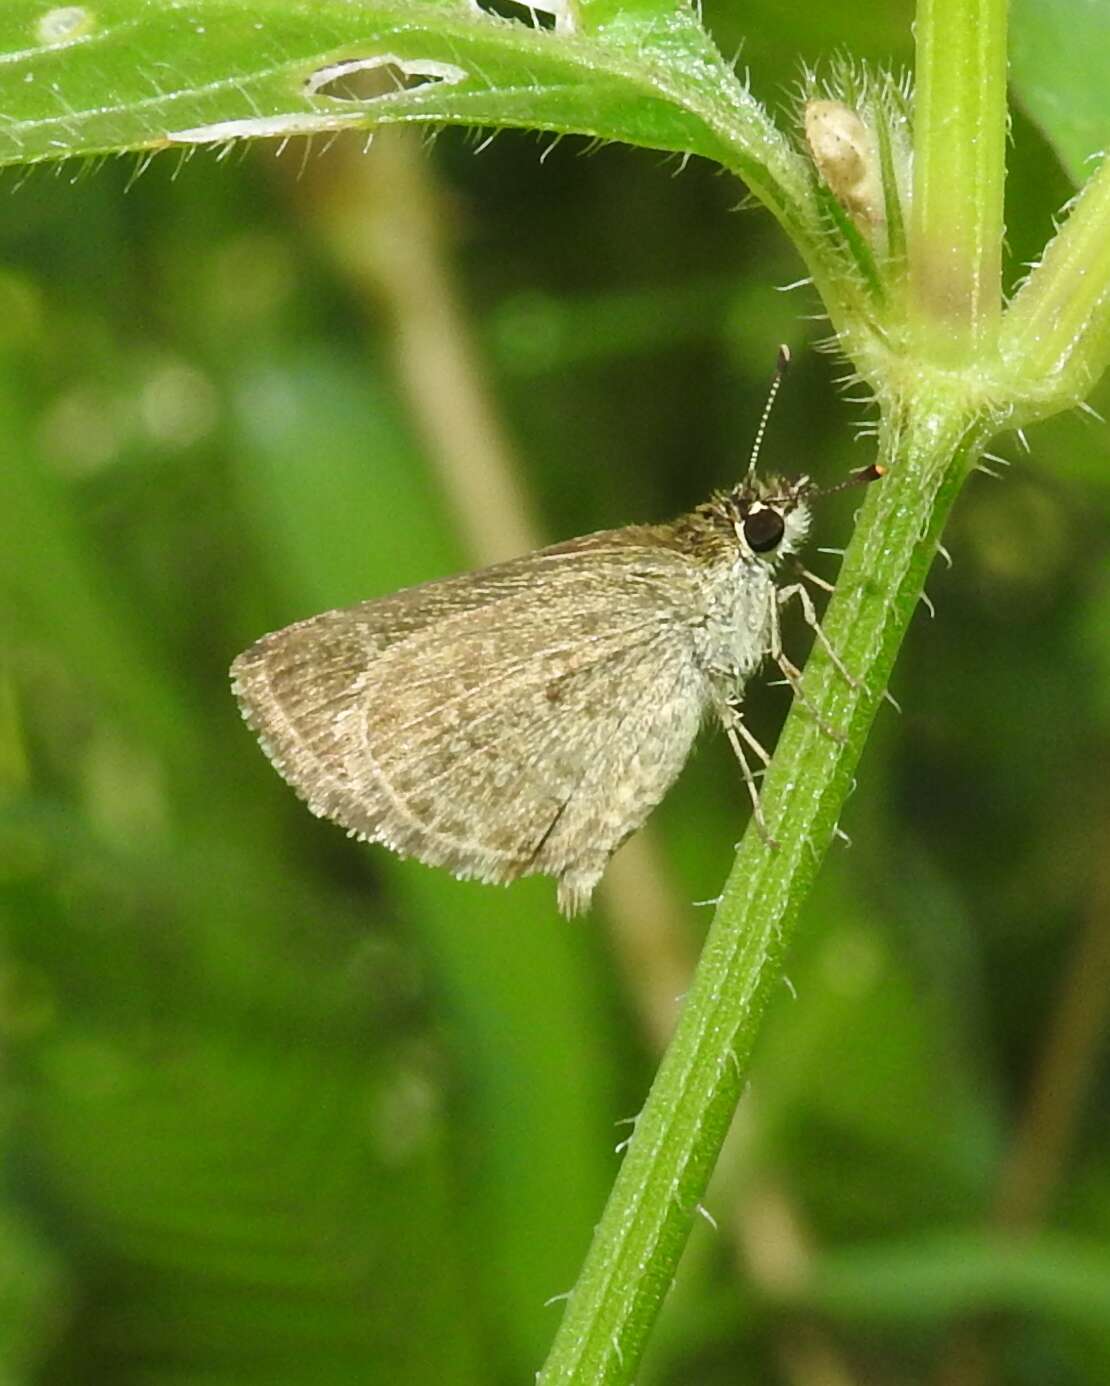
[743,507,786,554]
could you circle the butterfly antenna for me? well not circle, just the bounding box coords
[812,461,888,498]
[746,344,791,484]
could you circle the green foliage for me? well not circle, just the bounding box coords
[0,0,771,169]
[1012,0,1110,181]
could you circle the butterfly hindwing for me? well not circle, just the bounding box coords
[231,530,712,912]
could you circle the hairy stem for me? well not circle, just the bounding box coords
[1001,155,1110,415]
[538,397,988,1385]
[909,0,1008,361]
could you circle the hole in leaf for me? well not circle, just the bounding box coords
[307,55,467,103]
[476,0,559,31]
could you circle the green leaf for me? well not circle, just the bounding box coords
[1011,0,1110,184]
[18,1026,488,1385]
[0,0,775,179]
[5,3,869,355]
[798,1233,1110,1333]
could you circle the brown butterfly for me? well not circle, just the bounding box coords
[232,351,881,913]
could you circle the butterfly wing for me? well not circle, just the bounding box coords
[231,529,712,913]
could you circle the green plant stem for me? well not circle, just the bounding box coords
[1000,155,1110,416]
[909,0,1008,361]
[537,396,989,1386]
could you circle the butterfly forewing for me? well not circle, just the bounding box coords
[231,529,713,913]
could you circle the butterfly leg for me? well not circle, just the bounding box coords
[720,699,779,850]
[777,581,860,689]
[767,592,845,741]
[790,558,836,595]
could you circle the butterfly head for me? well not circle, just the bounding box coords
[726,473,812,565]
[727,462,885,565]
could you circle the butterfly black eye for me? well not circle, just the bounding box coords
[743,507,786,554]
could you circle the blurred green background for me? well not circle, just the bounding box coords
[4,2,1110,1383]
